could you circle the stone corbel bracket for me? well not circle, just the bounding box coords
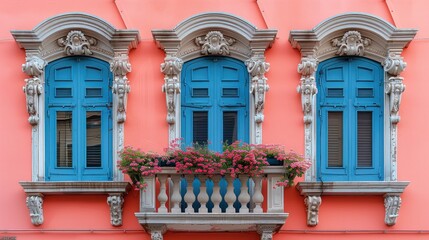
[161,57,183,130]
[20,181,131,226]
[111,54,132,123]
[22,56,46,126]
[384,53,407,124]
[296,181,409,226]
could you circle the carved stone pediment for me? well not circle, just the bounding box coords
[57,30,97,56]
[195,31,236,56]
[331,31,371,56]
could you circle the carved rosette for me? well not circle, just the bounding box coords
[161,57,183,126]
[110,54,131,123]
[22,56,46,126]
[107,194,124,226]
[297,57,318,124]
[57,30,97,56]
[26,195,44,225]
[384,194,402,226]
[304,195,321,226]
[331,31,371,56]
[195,31,236,56]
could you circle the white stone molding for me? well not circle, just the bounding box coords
[384,194,402,226]
[22,56,46,126]
[11,12,139,182]
[111,53,131,123]
[331,30,371,56]
[289,12,417,182]
[107,194,124,226]
[152,12,276,144]
[57,30,97,56]
[161,57,183,142]
[304,195,321,226]
[195,31,236,56]
[26,194,44,226]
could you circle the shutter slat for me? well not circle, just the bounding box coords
[193,111,208,144]
[358,112,373,167]
[223,111,237,144]
[328,111,343,167]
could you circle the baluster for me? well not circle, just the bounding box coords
[252,176,263,213]
[211,175,222,213]
[238,175,250,213]
[157,175,168,213]
[224,175,236,213]
[170,175,181,213]
[197,175,209,213]
[184,175,196,213]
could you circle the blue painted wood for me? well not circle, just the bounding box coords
[45,57,112,181]
[181,57,249,152]
[317,57,384,181]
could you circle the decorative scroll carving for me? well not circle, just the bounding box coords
[384,53,407,76]
[195,31,235,56]
[161,57,182,127]
[386,78,405,124]
[22,56,46,126]
[297,57,318,124]
[146,224,167,240]
[331,31,371,56]
[111,54,131,123]
[246,57,270,144]
[304,195,321,226]
[107,194,124,226]
[384,194,402,226]
[26,195,44,226]
[57,30,97,56]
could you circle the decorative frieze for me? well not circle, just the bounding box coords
[195,31,235,56]
[110,54,131,123]
[57,30,97,56]
[26,195,44,226]
[331,31,371,56]
[22,56,45,126]
[304,195,321,226]
[384,194,402,226]
[107,194,124,226]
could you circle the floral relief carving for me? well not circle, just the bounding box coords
[297,57,318,124]
[195,31,236,56]
[107,195,124,226]
[22,56,46,126]
[305,195,321,226]
[161,57,183,125]
[57,30,97,56]
[384,195,402,226]
[26,195,44,226]
[384,53,407,76]
[386,78,405,124]
[331,31,371,56]
[110,54,131,123]
[247,58,270,124]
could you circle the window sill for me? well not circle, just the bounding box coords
[20,181,131,226]
[296,181,409,226]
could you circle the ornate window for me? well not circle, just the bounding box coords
[289,13,416,226]
[12,12,139,226]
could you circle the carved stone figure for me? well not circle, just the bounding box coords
[107,195,124,226]
[26,195,44,225]
[195,31,235,56]
[111,54,131,123]
[384,195,402,226]
[161,57,182,124]
[305,195,321,226]
[331,31,371,56]
[57,30,97,55]
[22,56,45,126]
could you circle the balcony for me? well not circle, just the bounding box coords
[135,166,288,239]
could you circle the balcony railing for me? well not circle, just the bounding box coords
[135,166,288,240]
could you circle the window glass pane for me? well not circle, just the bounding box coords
[328,111,343,167]
[86,111,102,167]
[223,111,237,145]
[193,111,208,145]
[56,111,72,168]
[358,112,373,167]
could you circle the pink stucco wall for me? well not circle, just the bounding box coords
[1,0,428,239]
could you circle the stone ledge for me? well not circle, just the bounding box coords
[296,181,409,196]
[19,181,131,195]
[136,212,288,232]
